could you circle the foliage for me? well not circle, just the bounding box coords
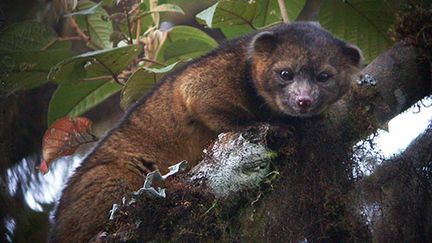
[2,0,431,242]
[39,116,96,174]
[196,0,306,38]
[319,0,396,62]
[0,22,72,95]
[0,0,407,125]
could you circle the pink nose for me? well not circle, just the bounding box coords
[296,96,312,109]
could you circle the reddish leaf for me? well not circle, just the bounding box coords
[38,160,49,174]
[38,116,97,174]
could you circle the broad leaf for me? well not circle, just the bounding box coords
[74,0,113,49]
[0,21,58,51]
[121,62,179,108]
[48,79,122,125]
[196,2,219,28]
[48,45,142,84]
[156,26,218,64]
[65,1,102,16]
[151,4,184,14]
[319,0,395,62]
[120,69,158,109]
[0,22,72,95]
[0,50,72,95]
[134,3,183,27]
[142,61,179,73]
[196,0,306,38]
[40,116,96,174]
[102,0,118,7]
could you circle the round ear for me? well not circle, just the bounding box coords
[343,43,363,67]
[249,31,277,56]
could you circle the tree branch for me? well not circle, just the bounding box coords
[100,41,431,242]
[361,125,432,242]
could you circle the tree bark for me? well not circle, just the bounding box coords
[362,125,432,242]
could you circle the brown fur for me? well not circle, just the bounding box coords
[50,22,362,242]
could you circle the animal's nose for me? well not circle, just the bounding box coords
[296,96,312,109]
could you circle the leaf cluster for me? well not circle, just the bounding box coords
[0,0,413,125]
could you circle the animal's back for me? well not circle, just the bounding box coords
[49,39,251,242]
[50,22,363,242]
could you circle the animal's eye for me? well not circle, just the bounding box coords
[316,72,332,82]
[279,70,294,81]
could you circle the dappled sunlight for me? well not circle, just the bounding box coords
[6,155,83,211]
[376,97,432,158]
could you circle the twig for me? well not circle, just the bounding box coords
[42,36,83,50]
[58,36,82,41]
[125,11,134,44]
[136,18,141,40]
[68,17,103,49]
[69,17,90,42]
[277,0,290,23]
[41,39,58,50]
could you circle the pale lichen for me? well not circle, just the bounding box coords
[190,127,274,198]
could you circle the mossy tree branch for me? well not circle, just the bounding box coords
[100,40,431,242]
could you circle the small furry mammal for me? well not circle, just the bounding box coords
[50,22,362,242]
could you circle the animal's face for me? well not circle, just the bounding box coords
[249,22,362,117]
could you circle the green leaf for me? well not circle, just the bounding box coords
[75,0,113,49]
[120,69,159,109]
[65,1,102,16]
[319,0,395,62]
[0,21,73,95]
[48,79,122,125]
[197,0,305,39]
[151,4,184,14]
[253,0,306,27]
[0,21,58,51]
[48,45,142,84]
[196,2,219,28]
[134,3,184,22]
[0,50,72,95]
[142,61,179,73]
[102,0,118,7]
[211,0,258,36]
[157,26,218,64]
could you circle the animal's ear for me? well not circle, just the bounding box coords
[250,31,277,56]
[343,43,363,67]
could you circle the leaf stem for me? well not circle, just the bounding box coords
[218,8,257,30]
[68,17,103,49]
[136,17,142,40]
[125,11,134,44]
[58,36,82,41]
[93,58,124,86]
